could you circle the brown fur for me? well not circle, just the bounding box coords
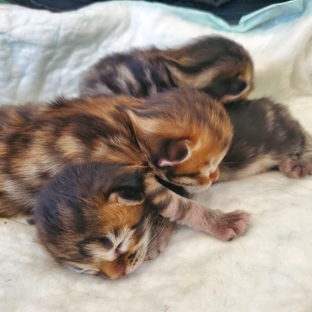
[0,88,249,243]
[79,42,312,183]
[80,36,253,103]
[79,36,312,271]
[35,161,177,279]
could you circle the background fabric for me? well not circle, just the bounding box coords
[0,1,312,311]
[7,0,291,23]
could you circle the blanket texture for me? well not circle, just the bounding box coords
[0,1,312,311]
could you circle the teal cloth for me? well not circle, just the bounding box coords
[121,0,306,32]
[0,0,307,31]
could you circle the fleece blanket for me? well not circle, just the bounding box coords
[1,1,312,311]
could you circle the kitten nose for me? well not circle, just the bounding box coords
[210,168,220,184]
[100,255,127,280]
[115,256,126,279]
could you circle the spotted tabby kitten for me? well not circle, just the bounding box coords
[35,95,312,279]
[80,35,253,103]
[219,98,312,181]
[35,162,175,280]
[34,99,312,281]
[0,88,249,241]
[79,36,312,181]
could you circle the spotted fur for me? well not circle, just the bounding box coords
[35,162,149,280]
[80,38,312,264]
[219,98,312,181]
[34,160,249,280]
[79,42,312,182]
[35,162,176,280]
[0,89,250,244]
[141,97,312,262]
[80,36,253,103]
[35,94,312,279]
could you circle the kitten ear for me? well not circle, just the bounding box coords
[158,139,191,167]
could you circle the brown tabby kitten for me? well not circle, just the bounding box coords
[78,37,312,182]
[219,98,312,181]
[35,95,312,279]
[34,99,312,281]
[0,88,249,241]
[79,35,253,103]
[35,162,175,280]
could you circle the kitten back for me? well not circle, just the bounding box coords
[79,35,253,103]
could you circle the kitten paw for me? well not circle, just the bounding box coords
[212,210,250,241]
[279,158,307,179]
[145,237,170,261]
[144,220,177,261]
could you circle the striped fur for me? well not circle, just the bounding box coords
[79,34,312,181]
[219,98,312,182]
[80,36,253,103]
[79,37,312,260]
[33,96,312,279]
[35,162,153,280]
[34,160,248,280]
[34,162,177,280]
[0,88,251,244]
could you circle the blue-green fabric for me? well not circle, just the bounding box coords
[121,0,305,32]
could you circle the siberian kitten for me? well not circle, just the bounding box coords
[80,35,253,103]
[0,88,248,241]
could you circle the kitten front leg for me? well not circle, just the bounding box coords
[144,174,250,241]
[163,196,250,241]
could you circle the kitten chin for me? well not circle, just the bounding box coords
[79,35,253,103]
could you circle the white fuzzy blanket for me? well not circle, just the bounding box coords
[0,1,312,311]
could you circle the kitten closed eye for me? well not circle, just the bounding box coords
[98,237,113,250]
[115,187,144,202]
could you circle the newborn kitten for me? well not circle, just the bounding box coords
[78,39,312,181]
[80,35,253,103]
[0,88,248,241]
[219,98,312,181]
[35,95,312,280]
[144,97,312,263]
[35,161,176,280]
[35,97,312,280]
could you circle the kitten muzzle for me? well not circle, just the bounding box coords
[100,256,127,280]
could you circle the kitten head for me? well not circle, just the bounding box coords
[34,162,152,280]
[164,36,254,103]
[127,88,233,193]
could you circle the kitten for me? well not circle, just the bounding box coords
[35,95,312,280]
[35,161,176,280]
[142,97,312,268]
[219,98,312,181]
[78,39,312,182]
[79,35,253,103]
[0,88,249,241]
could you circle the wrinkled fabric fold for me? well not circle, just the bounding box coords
[0,1,312,311]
